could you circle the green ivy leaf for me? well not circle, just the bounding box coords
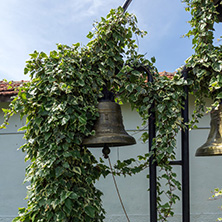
[85,205,96,218]
[216,92,222,99]
[213,62,222,72]
[73,167,81,175]
[18,125,27,132]
[87,32,94,39]
[61,115,70,125]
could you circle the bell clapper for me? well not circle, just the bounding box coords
[102,144,110,159]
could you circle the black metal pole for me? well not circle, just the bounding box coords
[181,67,190,222]
[148,71,157,222]
[136,66,157,221]
[122,0,133,12]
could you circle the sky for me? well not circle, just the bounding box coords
[0,0,219,81]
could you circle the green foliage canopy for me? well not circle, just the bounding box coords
[1,1,221,221]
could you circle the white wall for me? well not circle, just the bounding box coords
[0,102,27,222]
[0,99,222,221]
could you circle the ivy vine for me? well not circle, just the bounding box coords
[183,0,222,220]
[1,7,163,221]
[183,0,222,111]
[1,1,221,221]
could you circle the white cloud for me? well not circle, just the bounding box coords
[0,0,194,80]
[0,0,123,80]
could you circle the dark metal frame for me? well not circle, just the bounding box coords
[145,67,190,222]
[135,66,190,221]
[148,69,158,222]
[122,0,133,12]
[122,1,190,221]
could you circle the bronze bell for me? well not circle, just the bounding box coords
[82,100,136,148]
[196,104,222,156]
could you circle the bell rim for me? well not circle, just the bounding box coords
[195,145,222,156]
[83,134,136,148]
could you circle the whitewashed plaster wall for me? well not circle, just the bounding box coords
[0,102,27,222]
[0,98,222,222]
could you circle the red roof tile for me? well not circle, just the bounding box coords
[0,80,28,102]
[159,71,176,79]
[0,80,26,96]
